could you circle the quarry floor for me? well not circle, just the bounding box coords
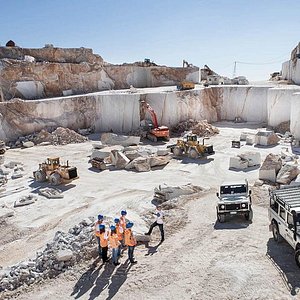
[1,122,299,299]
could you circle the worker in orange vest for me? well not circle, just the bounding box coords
[115,218,124,257]
[99,224,109,263]
[109,225,121,266]
[94,214,104,257]
[120,210,127,229]
[124,222,137,264]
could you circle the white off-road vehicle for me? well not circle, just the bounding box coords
[269,186,300,267]
[216,180,253,223]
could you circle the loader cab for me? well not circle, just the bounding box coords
[185,135,198,142]
[46,157,60,170]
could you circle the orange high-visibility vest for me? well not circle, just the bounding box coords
[124,229,137,247]
[94,220,102,235]
[109,233,120,249]
[100,232,108,247]
[116,225,124,241]
[120,216,126,229]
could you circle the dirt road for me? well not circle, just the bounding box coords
[9,191,300,300]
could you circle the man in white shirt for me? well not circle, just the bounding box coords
[145,205,165,242]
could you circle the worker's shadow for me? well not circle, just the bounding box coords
[106,260,133,300]
[87,260,133,300]
[144,241,161,256]
[71,258,102,299]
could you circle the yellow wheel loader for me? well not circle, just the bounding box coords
[171,134,214,158]
[33,157,78,185]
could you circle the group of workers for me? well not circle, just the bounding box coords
[94,205,165,266]
[94,210,137,265]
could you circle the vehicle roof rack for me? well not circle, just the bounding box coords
[271,186,300,211]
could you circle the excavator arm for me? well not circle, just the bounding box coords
[144,102,159,128]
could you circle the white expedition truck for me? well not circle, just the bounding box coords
[216,180,253,223]
[269,186,300,267]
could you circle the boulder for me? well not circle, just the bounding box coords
[255,130,280,146]
[91,149,110,160]
[124,150,141,161]
[101,133,140,147]
[124,160,136,170]
[14,194,37,207]
[246,135,255,145]
[148,156,171,167]
[276,164,300,185]
[132,157,151,172]
[157,148,170,156]
[39,187,63,199]
[115,152,130,169]
[56,249,73,262]
[92,142,104,149]
[22,141,35,148]
[229,157,248,169]
[259,154,282,182]
[238,152,261,167]
[240,132,253,141]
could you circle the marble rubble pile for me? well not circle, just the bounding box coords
[0,217,97,292]
[259,150,299,185]
[92,134,171,172]
[274,121,290,134]
[7,127,88,148]
[229,152,261,170]
[172,119,219,137]
[111,146,171,172]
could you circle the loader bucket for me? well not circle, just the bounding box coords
[68,167,78,179]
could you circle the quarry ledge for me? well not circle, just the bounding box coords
[0,84,299,141]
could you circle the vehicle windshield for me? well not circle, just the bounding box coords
[220,185,247,195]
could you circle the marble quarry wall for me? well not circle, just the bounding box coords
[291,93,300,140]
[2,85,299,141]
[281,42,300,85]
[104,66,199,89]
[220,86,269,122]
[267,87,300,127]
[0,46,199,101]
[0,93,141,140]
[0,46,103,64]
[282,60,300,85]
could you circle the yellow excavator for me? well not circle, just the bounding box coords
[171,134,214,159]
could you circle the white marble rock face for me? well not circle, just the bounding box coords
[0,86,300,141]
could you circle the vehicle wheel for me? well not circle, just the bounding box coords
[173,146,183,156]
[295,250,300,268]
[34,170,46,182]
[49,173,62,185]
[189,148,199,159]
[272,220,282,243]
[217,214,226,223]
[245,209,253,221]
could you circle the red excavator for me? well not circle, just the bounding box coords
[141,101,170,142]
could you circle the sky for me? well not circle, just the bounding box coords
[1,0,299,81]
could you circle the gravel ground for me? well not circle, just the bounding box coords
[1,122,299,299]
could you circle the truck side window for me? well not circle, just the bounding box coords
[279,206,286,220]
[271,200,279,213]
[287,213,294,228]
